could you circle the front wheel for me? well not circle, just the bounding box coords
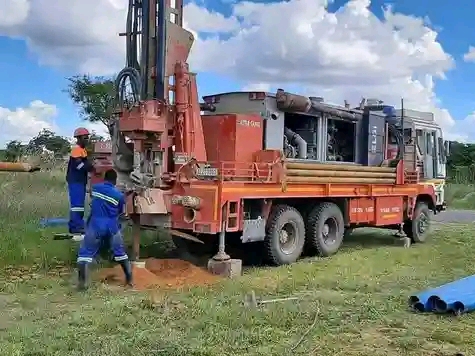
[264,205,305,266]
[404,202,431,243]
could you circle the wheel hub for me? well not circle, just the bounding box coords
[322,224,329,236]
[322,219,337,245]
[418,213,429,234]
[279,230,289,244]
[279,222,297,255]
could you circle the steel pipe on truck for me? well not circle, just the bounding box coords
[286,169,397,179]
[285,162,396,173]
[286,176,395,184]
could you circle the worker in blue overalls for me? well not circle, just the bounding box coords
[76,169,133,290]
[67,127,93,234]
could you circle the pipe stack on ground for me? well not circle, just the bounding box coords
[409,275,475,315]
[285,162,396,184]
[0,162,40,172]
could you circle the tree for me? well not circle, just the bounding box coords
[89,132,105,144]
[4,140,25,162]
[27,129,71,157]
[65,75,115,135]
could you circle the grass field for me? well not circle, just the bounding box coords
[446,182,475,210]
[1,172,475,355]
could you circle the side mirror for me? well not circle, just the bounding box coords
[444,140,450,156]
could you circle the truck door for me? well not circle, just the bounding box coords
[423,130,434,179]
[436,133,446,178]
[431,131,438,179]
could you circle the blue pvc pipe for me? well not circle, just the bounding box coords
[434,297,465,314]
[410,275,475,314]
[428,275,475,311]
[409,288,446,312]
[409,280,465,312]
[433,277,475,314]
[39,217,68,228]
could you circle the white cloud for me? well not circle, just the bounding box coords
[0,0,126,75]
[450,113,475,142]
[463,46,475,63]
[0,100,58,146]
[184,2,239,33]
[85,121,111,139]
[0,0,468,140]
[187,0,459,138]
[0,0,30,27]
[241,83,271,92]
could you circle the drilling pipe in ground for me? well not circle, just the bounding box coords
[0,162,41,172]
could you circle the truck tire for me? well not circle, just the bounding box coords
[404,202,431,243]
[264,205,305,266]
[306,202,344,257]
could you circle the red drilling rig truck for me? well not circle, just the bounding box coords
[96,0,438,274]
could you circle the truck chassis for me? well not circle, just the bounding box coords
[127,156,435,266]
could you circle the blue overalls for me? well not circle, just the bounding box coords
[77,182,128,263]
[66,145,93,234]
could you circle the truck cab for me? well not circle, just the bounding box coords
[385,109,448,211]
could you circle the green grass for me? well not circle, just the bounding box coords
[2,171,475,355]
[0,171,77,267]
[446,182,475,210]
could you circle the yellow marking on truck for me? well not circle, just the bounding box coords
[381,213,398,219]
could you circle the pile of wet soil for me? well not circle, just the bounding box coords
[97,258,220,290]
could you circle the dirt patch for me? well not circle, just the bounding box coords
[97,258,220,290]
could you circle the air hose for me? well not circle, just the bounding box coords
[114,0,142,109]
[115,67,142,108]
[111,0,142,175]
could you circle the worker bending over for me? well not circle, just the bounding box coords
[76,169,133,290]
[67,128,93,234]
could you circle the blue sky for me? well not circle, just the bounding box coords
[378,0,475,117]
[0,0,474,145]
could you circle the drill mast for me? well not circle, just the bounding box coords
[118,0,183,101]
[113,0,202,192]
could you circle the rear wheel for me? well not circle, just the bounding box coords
[264,205,305,265]
[306,202,345,257]
[404,202,431,243]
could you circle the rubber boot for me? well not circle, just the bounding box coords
[77,262,90,291]
[119,260,133,287]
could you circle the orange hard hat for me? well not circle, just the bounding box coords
[73,127,90,137]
